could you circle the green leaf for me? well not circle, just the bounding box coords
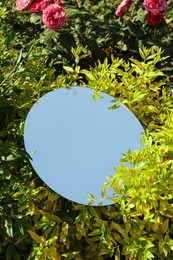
[147,105,160,113]
[61,252,79,259]
[4,217,13,237]
[80,69,96,80]
[87,192,96,205]
[40,211,62,223]
[30,14,41,24]
[162,219,169,234]
[88,229,102,236]
[108,103,121,110]
[63,66,74,73]
[91,92,104,103]
[115,247,121,260]
[28,230,46,244]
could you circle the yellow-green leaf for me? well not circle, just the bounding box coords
[27,230,45,244]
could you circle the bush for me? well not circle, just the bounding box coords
[1,0,173,259]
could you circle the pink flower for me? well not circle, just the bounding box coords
[142,0,168,12]
[145,11,164,25]
[115,0,132,17]
[44,0,53,5]
[44,0,62,5]
[29,0,46,13]
[55,0,62,5]
[42,4,66,30]
[16,0,33,10]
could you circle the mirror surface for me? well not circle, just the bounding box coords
[24,86,144,205]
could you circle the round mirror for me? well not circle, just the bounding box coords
[24,86,144,205]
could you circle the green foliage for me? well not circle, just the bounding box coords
[79,45,169,128]
[1,0,173,259]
